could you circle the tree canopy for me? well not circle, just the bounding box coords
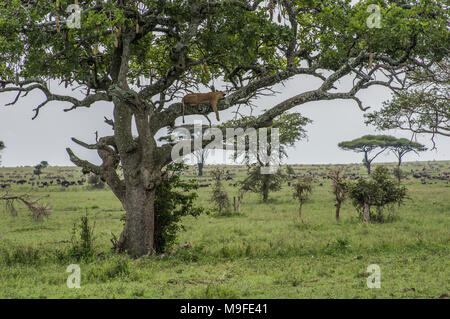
[0,0,448,256]
[365,59,449,144]
[388,138,426,166]
[338,134,397,174]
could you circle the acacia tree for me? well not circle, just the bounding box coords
[338,135,396,175]
[0,1,447,256]
[34,160,49,179]
[236,113,310,202]
[389,138,426,182]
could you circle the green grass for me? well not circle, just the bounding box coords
[0,161,449,298]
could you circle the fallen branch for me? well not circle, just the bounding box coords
[0,193,52,221]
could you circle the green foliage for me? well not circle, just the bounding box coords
[338,135,398,152]
[154,163,205,253]
[292,176,313,204]
[286,165,295,177]
[240,165,286,202]
[339,135,402,174]
[348,166,407,222]
[210,168,231,213]
[86,256,130,282]
[365,61,449,139]
[0,162,448,298]
[67,213,95,261]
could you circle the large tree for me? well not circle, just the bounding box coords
[338,135,396,175]
[0,0,447,256]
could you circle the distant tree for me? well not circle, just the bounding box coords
[366,60,449,145]
[188,128,210,177]
[328,169,348,221]
[240,165,286,202]
[286,165,296,178]
[347,166,407,223]
[233,113,310,202]
[389,138,427,182]
[210,169,230,214]
[33,161,49,179]
[0,141,4,165]
[338,135,396,175]
[292,176,313,223]
[40,161,49,168]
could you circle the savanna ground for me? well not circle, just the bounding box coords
[0,161,448,299]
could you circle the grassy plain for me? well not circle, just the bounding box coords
[0,161,448,298]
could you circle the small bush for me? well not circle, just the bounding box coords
[154,163,206,253]
[210,169,231,213]
[348,166,407,223]
[292,175,313,222]
[67,213,96,261]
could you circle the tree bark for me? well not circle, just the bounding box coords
[363,199,370,223]
[335,201,341,221]
[262,181,269,202]
[117,185,156,256]
[197,162,203,176]
[298,203,304,223]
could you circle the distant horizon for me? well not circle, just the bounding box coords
[1,158,448,169]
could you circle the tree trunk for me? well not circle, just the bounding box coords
[397,157,402,184]
[117,186,156,256]
[363,199,370,223]
[335,201,341,220]
[298,203,304,223]
[262,181,269,202]
[364,152,371,175]
[197,162,203,176]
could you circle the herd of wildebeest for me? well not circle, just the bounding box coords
[0,162,449,191]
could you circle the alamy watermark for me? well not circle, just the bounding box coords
[66,264,81,289]
[366,264,381,289]
[171,121,280,174]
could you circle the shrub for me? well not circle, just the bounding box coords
[154,163,206,253]
[211,169,231,213]
[347,166,407,222]
[239,164,286,202]
[328,169,348,220]
[292,175,313,222]
[67,213,96,261]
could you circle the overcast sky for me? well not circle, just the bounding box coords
[0,72,448,168]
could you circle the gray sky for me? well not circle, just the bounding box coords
[0,72,449,167]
